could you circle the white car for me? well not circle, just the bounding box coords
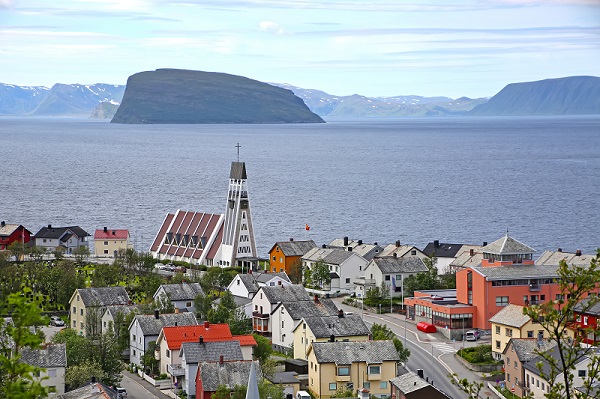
[49,316,65,327]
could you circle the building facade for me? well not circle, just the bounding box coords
[93,227,131,257]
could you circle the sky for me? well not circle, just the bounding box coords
[0,0,599,98]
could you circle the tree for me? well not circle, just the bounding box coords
[252,333,273,364]
[331,387,354,397]
[94,329,123,387]
[371,323,410,363]
[449,374,484,399]
[0,293,49,398]
[142,341,159,376]
[288,259,303,284]
[7,241,26,263]
[207,291,251,334]
[85,303,104,338]
[153,293,175,314]
[52,246,65,261]
[522,250,600,399]
[52,328,94,368]
[91,263,122,287]
[309,259,331,289]
[194,292,213,321]
[65,362,106,390]
[258,380,285,399]
[73,245,90,266]
[213,384,232,399]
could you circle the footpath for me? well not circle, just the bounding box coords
[121,369,173,399]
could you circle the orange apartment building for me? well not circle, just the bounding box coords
[268,239,316,274]
[406,234,593,336]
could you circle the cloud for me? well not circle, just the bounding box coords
[0,0,15,9]
[259,20,285,34]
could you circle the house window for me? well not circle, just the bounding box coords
[527,331,534,338]
[579,370,586,377]
[368,365,381,374]
[104,241,108,245]
[495,326,500,334]
[496,296,509,306]
[103,321,107,328]
[132,334,136,342]
[186,302,192,307]
[540,295,545,301]
[72,307,76,314]
[133,350,136,357]
[166,349,170,358]
[280,257,283,263]
[73,321,76,328]
[48,369,56,378]
[496,341,500,349]
[282,321,284,328]
[337,366,350,376]
[380,382,388,389]
[385,275,390,281]
[104,250,109,254]
[237,280,240,285]
[506,328,512,337]
[80,322,83,330]
[329,383,337,391]
[411,250,417,255]
[363,382,370,389]
[507,373,510,382]
[346,278,350,284]
[80,309,83,315]
[514,361,518,368]
[273,256,276,261]
[303,323,306,329]
[584,316,589,325]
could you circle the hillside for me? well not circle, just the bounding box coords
[90,101,120,119]
[111,69,324,124]
[272,83,487,117]
[470,76,600,116]
[32,84,124,116]
[0,84,49,115]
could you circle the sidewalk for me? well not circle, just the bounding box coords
[122,369,173,399]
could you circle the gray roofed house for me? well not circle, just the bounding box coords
[301,313,371,339]
[34,225,90,255]
[274,240,317,257]
[309,340,400,364]
[488,304,531,328]
[261,284,311,304]
[358,257,429,299]
[302,247,368,294]
[303,247,356,265]
[198,360,262,393]
[154,283,205,313]
[503,338,557,362]
[275,297,339,319]
[536,250,596,266]
[75,287,131,307]
[21,343,67,394]
[370,257,428,274]
[57,382,118,399]
[328,238,383,260]
[377,243,426,259]
[390,372,450,398]
[69,287,132,336]
[179,340,245,396]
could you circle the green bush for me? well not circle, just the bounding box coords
[457,345,497,364]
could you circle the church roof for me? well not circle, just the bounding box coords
[230,162,247,179]
[482,234,535,255]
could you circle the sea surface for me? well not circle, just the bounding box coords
[1,116,599,258]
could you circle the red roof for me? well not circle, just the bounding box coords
[94,229,129,240]
[163,323,233,350]
[233,335,257,347]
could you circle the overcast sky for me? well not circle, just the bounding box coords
[1,0,598,98]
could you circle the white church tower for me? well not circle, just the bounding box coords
[216,160,258,270]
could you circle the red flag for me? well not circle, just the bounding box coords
[305,224,310,231]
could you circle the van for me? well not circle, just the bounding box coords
[465,330,480,341]
[115,387,127,397]
[297,390,311,399]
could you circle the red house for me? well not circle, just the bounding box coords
[573,297,600,345]
[0,221,31,250]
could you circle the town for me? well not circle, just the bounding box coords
[1,161,598,399]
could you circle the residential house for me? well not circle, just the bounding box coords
[422,240,482,274]
[489,304,548,360]
[101,305,139,335]
[94,227,132,257]
[228,272,291,299]
[535,249,596,267]
[21,343,67,395]
[252,284,311,336]
[269,240,317,274]
[448,246,484,273]
[302,247,368,295]
[502,338,557,398]
[306,340,400,399]
[376,241,427,260]
[214,294,253,318]
[129,310,198,366]
[523,346,591,399]
[57,381,121,399]
[154,283,205,313]
[0,221,32,250]
[69,287,130,336]
[328,237,383,261]
[572,297,600,346]
[180,340,244,397]
[156,322,255,387]
[266,372,301,398]
[390,372,450,399]
[34,225,90,254]
[355,256,428,300]
[270,296,340,353]
[195,360,261,399]
[293,310,370,360]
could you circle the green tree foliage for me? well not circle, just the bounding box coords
[364,283,391,307]
[208,291,251,335]
[7,241,26,263]
[403,257,454,297]
[116,312,137,354]
[142,341,159,376]
[153,293,175,314]
[231,385,247,399]
[306,259,331,289]
[92,263,122,287]
[52,247,65,261]
[199,267,238,294]
[252,333,273,364]
[288,259,303,284]
[449,374,484,399]
[0,293,49,398]
[85,303,104,338]
[73,245,90,267]
[522,250,600,399]
[52,329,94,368]
[212,384,232,399]
[194,293,213,321]
[370,323,410,363]
[258,380,285,399]
[65,362,106,390]
[331,387,354,397]
[39,260,85,310]
[95,329,123,387]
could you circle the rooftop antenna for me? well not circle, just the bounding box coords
[236,143,241,162]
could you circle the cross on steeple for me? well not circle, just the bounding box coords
[235,143,241,162]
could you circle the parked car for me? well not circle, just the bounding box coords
[49,316,65,327]
[115,387,127,397]
[465,330,481,341]
[174,266,187,273]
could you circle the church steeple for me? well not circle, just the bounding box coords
[216,147,258,269]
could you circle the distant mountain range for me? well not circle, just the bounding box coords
[1,75,598,119]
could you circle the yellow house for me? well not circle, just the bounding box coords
[306,340,399,399]
[93,228,132,258]
[68,287,130,336]
[489,304,547,361]
[292,313,370,360]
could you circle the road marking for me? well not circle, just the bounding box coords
[432,342,457,354]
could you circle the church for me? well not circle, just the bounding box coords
[149,161,258,270]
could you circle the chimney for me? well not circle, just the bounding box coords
[175,322,178,326]
[219,355,224,364]
[576,249,582,256]
[103,226,107,233]
[374,242,377,245]
[154,309,159,319]
[470,248,474,256]
[343,236,349,246]
[330,334,335,342]
[483,241,488,246]
[48,224,52,229]
[289,238,294,241]
[199,335,204,344]
[1,221,5,227]
[434,240,439,248]
[393,253,397,258]
[557,248,562,252]
[358,239,362,245]
[112,230,116,235]
[322,244,327,249]
[395,240,400,247]
[204,321,209,329]
[338,309,344,318]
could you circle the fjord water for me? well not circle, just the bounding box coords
[1,116,599,256]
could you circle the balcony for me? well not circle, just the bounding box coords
[252,311,269,319]
[167,364,185,377]
[529,284,540,292]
